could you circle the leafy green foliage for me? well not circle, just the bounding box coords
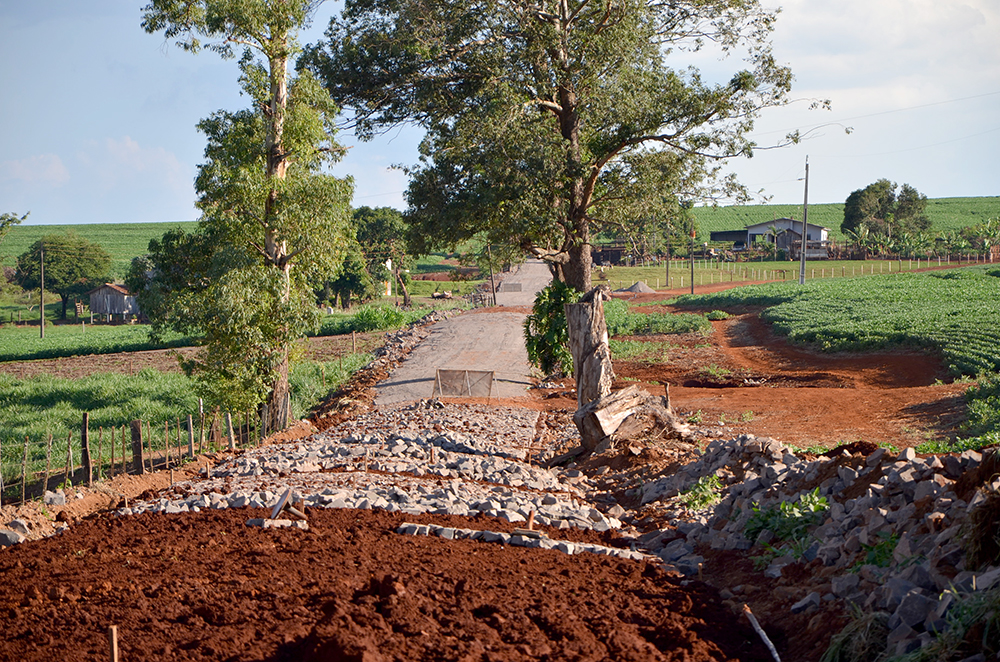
[0,211,27,247]
[524,281,580,378]
[676,267,1000,376]
[842,179,929,237]
[679,474,723,510]
[348,306,407,332]
[16,233,112,319]
[706,310,730,320]
[851,531,899,570]
[604,299,711,336]
[890,586,1000,662]
[142,1,354,427]
[745,488,829,542]
[309,0,794,291]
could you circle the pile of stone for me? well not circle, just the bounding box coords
[636,433,1000,657]
[120,403,623,535]
[397,522,647,560]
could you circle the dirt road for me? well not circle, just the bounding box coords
[375,261,552,405]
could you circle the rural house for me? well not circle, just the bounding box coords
[710,217,831,258]
[87,283,140,322]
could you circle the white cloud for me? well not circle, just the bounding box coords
[77,136,189,193]
[0,153,69,185]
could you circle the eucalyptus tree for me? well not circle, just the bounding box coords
[306,0,799,292]
[142,1,353,430]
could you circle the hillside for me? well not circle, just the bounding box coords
[692,195,1000,241]
[0,220,198,279]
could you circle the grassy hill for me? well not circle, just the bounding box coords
[0,196,995,277]
[692,196,999,242]
[0,221,199,280]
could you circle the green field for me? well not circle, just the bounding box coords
[0,221,199,280]
[0,353,370,501]
[673,265,1000,377]
[691,196,1000,242]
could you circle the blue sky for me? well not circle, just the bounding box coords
[1,0,997,226]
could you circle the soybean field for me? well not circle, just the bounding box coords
[674,266,1000,377]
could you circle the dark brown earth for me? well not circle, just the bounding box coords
[0,508,771,662]
[0,285,978,661]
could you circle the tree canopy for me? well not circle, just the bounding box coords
[142,0,353,428]
[305,0,797,291]
[16,233,112,319]
[842,179,930,239]
[0,211,27,247]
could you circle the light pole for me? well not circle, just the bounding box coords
[689,229,696,294]
[799,156,809,285]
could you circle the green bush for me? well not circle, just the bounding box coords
[348,305,407,332]
[524,281,579,377]
[745,488,829,542]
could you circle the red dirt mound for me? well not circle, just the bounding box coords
[0,508,770,662]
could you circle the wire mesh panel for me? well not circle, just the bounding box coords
[432,370,495,398]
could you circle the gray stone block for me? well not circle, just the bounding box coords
[791,592,821,614]
[0,529,25,547]
[832,573,860,597]
[894,591,937,628]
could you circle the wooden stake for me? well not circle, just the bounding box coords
[187,415,195,459]
[743,604,781,662]
[96,426,104,481]
[176,417,182,461]
[121,425,128,476]
[144,421,153,472]
[109,426,115,478]
[64,432,73,489]
[526,510,535,531]
[164,420,170,469]
[81,412,93,487]
[43,433,53,494]
[107,625,119,662]
[226,412,235,451]
[21,436,29,504]
[130,420,144,475]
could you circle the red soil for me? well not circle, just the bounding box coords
[0,508,770,662]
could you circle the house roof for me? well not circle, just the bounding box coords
[745,218,830,232]
[86,283,133,296]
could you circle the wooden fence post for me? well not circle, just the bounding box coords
[144,421,153,472]
[63,432,72,489]
[21,436,29,504]
[163,421,170,469]
[81,412,93,488]
[187,415,195,459]
[130,420,144,475]
[226,413,235,451]
[96,427,104,481]
[109,426,115,478]
[0,436,4,507]
[43,433,52,494]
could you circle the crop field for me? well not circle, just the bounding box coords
[0,354,370,500]
[692,196,1000,241]
[599,256,965,293]
[0,221,198,280]
[0,323,194,362]
[673,265,1000,377]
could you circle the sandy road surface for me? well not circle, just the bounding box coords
[375,261,552,404]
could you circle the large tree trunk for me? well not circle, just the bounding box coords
[264,351,291,437]
[565,285,614,409]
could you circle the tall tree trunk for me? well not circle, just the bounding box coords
[565,285,614,408]
[395,269,411,307]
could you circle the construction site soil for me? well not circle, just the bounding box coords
[0,287,978,661]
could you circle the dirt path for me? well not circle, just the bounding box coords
[375,262,552,405]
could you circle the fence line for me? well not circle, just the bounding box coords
[0,409,266,507]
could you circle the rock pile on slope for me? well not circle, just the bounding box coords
[635,433,1000,658]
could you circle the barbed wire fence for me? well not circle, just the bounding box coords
[0,407,268,507]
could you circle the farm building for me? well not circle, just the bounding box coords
[87,283,140,321]
[710,217,832,258]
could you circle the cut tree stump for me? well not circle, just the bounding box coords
[565,285,614,409]
[573,384,691,452]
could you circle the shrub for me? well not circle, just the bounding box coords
[524,281,579,377]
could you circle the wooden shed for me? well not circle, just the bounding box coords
[88,283,140,320]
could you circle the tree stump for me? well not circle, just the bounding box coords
[574,384,692,451]
[565,285,614,409]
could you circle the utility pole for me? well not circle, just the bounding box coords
[39,245,45,339]
[799,156,809,285]
[487,244,497,306]
[689,228,696,294]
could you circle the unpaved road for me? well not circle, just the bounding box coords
[375,261,552,404]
